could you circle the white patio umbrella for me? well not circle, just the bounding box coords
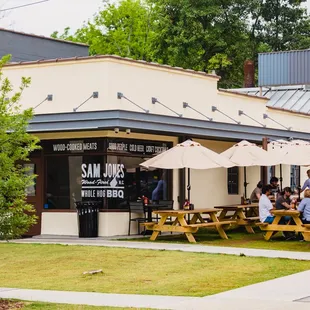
[140,140,234,201]
[281,140,310,166]
[268,139,292,191]
[271,139,310,199]
[221,140,281,199]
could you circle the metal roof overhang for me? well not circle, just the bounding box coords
[29,110,310,143]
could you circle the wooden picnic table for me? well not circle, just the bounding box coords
[257,210,310,241]
[143,208,235,243]
[214,204,259,234]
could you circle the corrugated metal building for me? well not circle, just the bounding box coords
[233,50,310,115]
[259,50,310,87]
[0,28,89,62]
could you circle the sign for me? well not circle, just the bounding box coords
[107,139,170,155]
[80,163,125,199]
[43,138,171,155]
[42,139,103,154]
[52,142,98,152]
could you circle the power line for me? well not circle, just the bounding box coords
[0,0,50,12]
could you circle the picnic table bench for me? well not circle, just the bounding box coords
[256,210,310,241]
[214,204,259,234]
[143,208,236,243]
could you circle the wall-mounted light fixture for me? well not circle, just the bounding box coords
[183,102,212,121]
[73,92,99,112]
[152,97,182,117]
[114,127,120,134]
[33,94,53,110]
[117,92,149,113]
[263,114,291,131]
[126,129,131,134]
[211,106,240,124]
[238,110,266,127]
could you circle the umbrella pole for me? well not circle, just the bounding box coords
[279,164,283,192]
[243,167,248,200]
[187,168,191,201]
[187,168,191,223]
[298,166,301,201]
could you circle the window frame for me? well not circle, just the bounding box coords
[227,166,239,195]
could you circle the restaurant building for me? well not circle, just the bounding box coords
[3,54,310,237]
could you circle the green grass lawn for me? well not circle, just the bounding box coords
[23,302,149,309]
[131,227,310,252]
[0,243,310,297]
[1,299,148,310]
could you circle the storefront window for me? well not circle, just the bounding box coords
[43,138,172,211]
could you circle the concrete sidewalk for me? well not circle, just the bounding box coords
[8,236,310,261]
[1,270,310,309]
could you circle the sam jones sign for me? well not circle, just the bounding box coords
[81,163,125,199]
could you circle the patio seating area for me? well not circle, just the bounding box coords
[132,138,310,244]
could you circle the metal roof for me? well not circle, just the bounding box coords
[232,86,310,115]
[0,27,89,47]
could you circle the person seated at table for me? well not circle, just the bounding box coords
[296,189,310,241]
[275,187,296,210]
[250,181,263,203]
[300,169,310,194]
[269,177,280,200]
[275,187,297,240]
[259,185,274,224]
[297,189,310,224]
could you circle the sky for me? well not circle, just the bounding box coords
[0,0,104,36]
[0,0,310,37]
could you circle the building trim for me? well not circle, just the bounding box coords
[5,55,220,80]
[267,106,310,117]
[218,89,268,101]
[29,110,310,142]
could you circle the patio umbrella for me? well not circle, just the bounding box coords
[221,140,281,199]
[140,140,234,201]
[280,140,310,166]
[268,139,292,191]
[274,139,310,200]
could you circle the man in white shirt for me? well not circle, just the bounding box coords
[259,185,274,223]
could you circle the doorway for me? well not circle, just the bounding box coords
[25,157,43,236]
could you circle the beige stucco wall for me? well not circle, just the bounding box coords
[186,139,262,208]
[5,57,309,132]
[4,57,310,132]
[41,212,141,237]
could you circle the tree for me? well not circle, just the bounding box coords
[0,55,40,240]
[52,0,310,88]
[52,0,157,60]
[151,0,252,87]
[151,0,310,87]
[248,0,310,56]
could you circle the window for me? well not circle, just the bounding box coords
[268,166,276,183]
[46,155,103,210]
[290,165,300,191]
[227,167,239,194]
[43,138,172,210]
[24,163,36,196]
